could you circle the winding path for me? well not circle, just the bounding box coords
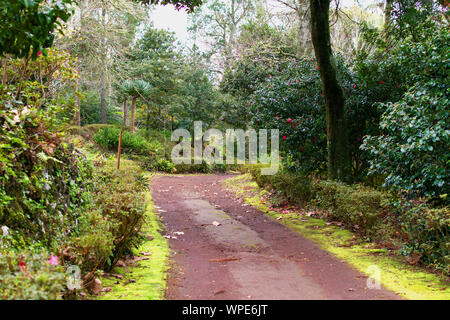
[150,174,400,300]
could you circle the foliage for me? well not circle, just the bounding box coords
[156,159,176,173]
[247,164,449,273]
[134,0,203,12]
[90,159,148,269]
[93,126,161,157]
[0,251,66,300]
[361,22,449,199]
[79,90,121,126]
[1,48,79,120]
[0,0,75,58]
[399,202,449,274]
[0,103,92,250]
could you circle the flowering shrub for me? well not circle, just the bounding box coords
[362,24,449,199]
[0,251,67,300]
[246,56,399,180]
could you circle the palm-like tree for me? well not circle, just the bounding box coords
[122,79,152,132]
[115,82,129,128]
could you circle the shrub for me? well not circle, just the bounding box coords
[400,203,449,274]
[0,251,67,300]
[247,166,449,273]
[174,160,212,174]
[156,159,176,173]
[361,22,449,199]
[0,104,93,248]
[314,181,391,238]
[91,160,148,269]
[93,126,160,157]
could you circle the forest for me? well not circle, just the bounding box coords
[0,0,448,301]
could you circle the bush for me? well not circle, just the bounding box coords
[246,166,449,273]
[93,126,160,157]
[361,21,449,199]
[155,159,176,173]
[0,251,66,300]
[400,203,449,274]
[0,101,93,248]
[314,181,390,238]
[91,159,148,269]
[174,160,212,174]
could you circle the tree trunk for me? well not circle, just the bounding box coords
[146,106,151,134]
[297,0,312,57]
[384,0,393,30]
[123,100,128,128]
[309,0,351,182]
[130,97,137,133]
[100,4,107,124]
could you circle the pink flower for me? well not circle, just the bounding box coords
[49,253,59,266]
[37,51,42,57]
[315,66,319,70]
[283,136,287,140]
[379,80,384,84]
[248,102,252,107]
[276,115,280,119]
[287,118,292,122]
[353,84,357,89]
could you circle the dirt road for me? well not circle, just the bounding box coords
[150,174,400,300]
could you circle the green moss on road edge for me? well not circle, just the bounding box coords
[98,176,169,300]
[223,174,449,300]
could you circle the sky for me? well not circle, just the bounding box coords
[149,4,190,45]
[148,0,381,46]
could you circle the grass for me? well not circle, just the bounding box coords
[223,174,450,300]
[98,175,170,300]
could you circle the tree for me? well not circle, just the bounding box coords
[188,0,256,73]
[276,0,313,57]
[309,0,351,182]
[122,80,153,132]
[134,0,203,11]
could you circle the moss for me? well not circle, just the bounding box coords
[98,178,170,300]
[223,174,450,300]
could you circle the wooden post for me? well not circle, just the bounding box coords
[117,129,123,170]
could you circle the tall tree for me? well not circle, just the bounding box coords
[188,0,256,74]
[309,0,351,182]
[276,0,313,57]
